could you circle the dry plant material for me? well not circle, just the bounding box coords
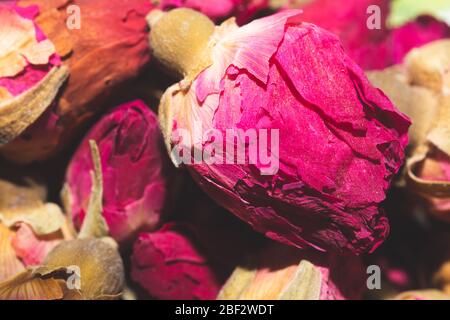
[151,9,410,254]
[64,101,171,243]
[368,40,450,222]
[218,244,365,300]
[0,0,153,163]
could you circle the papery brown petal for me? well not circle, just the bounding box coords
[77,141,109,239]
[0,269,64,300]
[0,224,25,282]
[0,66,68,145]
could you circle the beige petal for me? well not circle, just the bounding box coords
[279,260,322,300]
[0,269,64,300]
[406,151,450,198]
[218,267,257,300]
[40,238,125,300]
[405,40,450,94]
[0,203,66,236]
[0,87,13,103]
[367,67,440,149]
[0,224,25,282]
[0,7,55,77]
[78,140,109,239]
[427,95,450,156]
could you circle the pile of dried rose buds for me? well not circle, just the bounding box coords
[0,0,449,301]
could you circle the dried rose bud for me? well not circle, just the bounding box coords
[0,238,125,300]
[0,2,68,145]
[219,243,365,300]
[0,0,153,163]
[64,100,171,243]
[131,224,221,300]
[151,9,410,254]
[368,40,450,221]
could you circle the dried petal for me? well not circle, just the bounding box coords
[219,244,365,300]
[1,0,153,163]
[65,101,171,243]
[0,224,25,282]
[0,269,65,300]
[11,223,66,266]
[131,224,221,300]
[0,5,55,78]
[405,40,450,93]
[40,238,125,300]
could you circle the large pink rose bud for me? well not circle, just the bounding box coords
[131,224,222,300]
[64,100,171,243]
[150,9,411,254]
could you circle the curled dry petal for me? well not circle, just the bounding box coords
[153,10,410,254]
[0,224,25,282]
[131,224,221,300]
[368,40,450,220]
[0,269,65,300]
[218,244,365,300]
[0,174,70,268]
[1,0,153,163]
[11,222,71,266]
[0,4,68,145]
[65,101,171,243]
[0,238,125,300]
[41,238,125,300]
[0,178,65,236]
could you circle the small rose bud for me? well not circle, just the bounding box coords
[64,100,172,244]
[131,224,222,300]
